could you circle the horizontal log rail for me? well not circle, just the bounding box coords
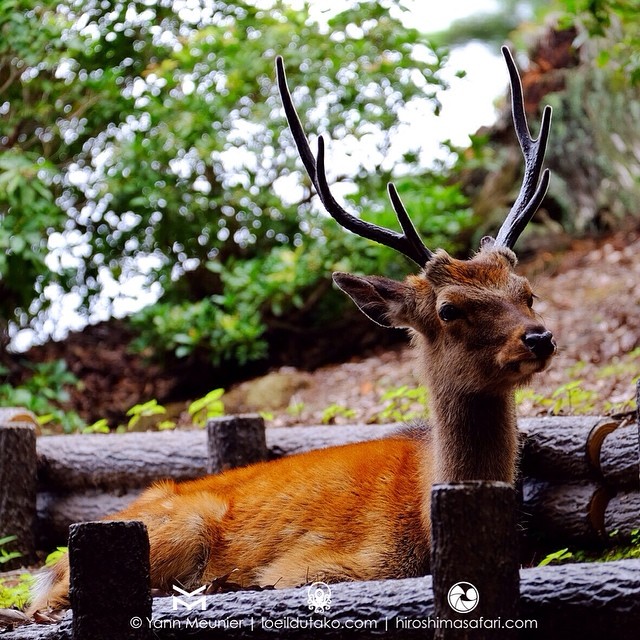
[35,416,627,492]
[3,560,640,640]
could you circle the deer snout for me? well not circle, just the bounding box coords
[522,329,556,358]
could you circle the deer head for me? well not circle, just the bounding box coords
[276,47,555,399]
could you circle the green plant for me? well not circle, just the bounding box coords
[0,360,85,433]
[287,401,305,417]
[0,573,32,610]
[321,404,357,425]
[537,529,640,567]
[548,381,599,414]
[0,535,31,609]
[126,399,167,430]
[538,547,573,566]
[188,389,225,427]
[0,535,20,565]
[45,546,68,567]
[516,380,599,415]
[82,418,110,434]
[370,386,429,423]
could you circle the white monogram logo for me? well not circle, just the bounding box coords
[171,584,207,611]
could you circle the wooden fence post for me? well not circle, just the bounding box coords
[69,520,151,640]
[0,415,37,569]
[431,482,519,640]
[207,414,268,474]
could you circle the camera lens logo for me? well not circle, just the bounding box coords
[447,582,479,613]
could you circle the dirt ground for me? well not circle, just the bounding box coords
[224,225,640,427]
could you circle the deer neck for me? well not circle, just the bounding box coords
[416,342,519,484]
[429,388,518,483]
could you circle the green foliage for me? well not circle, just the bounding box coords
[45,546,67,567]
[126,399,166,430]
[188,388,225,427]
[518,348,639,417]
[321,403,356,425]
[0,0,481,371]
[0,535,21,565]
[130,174,472,366]
[82,418,110,434]
[516,380,599,415]
[0,536,30,609]
[0,573,32,610]
[0,359,85,432]
[428,0,551,49]
[558,0,640,85]
[538,547,573,566]
[538,530,640,567]
[370,385,429,423]
[287,401,305,417]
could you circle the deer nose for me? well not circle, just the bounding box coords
[522,329,555,358]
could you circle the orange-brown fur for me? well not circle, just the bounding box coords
[30,247,554,612]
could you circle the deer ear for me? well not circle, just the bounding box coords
[332,272,412,328]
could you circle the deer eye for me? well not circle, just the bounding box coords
[526,294,535,308]
[438,303,464,322]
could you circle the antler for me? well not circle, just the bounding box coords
[275,56,433,266]
[493,46,552,249]
[276,48,551,262]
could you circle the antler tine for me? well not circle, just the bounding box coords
[275,55,433,267]
[275,56,319,191]
[387,182,433,263]
[494,46,553,249]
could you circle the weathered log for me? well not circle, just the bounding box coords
[0,408,38,426]
[68,521,151,640]
[522,480,609,544]
[36,490,142,547]
[431,482,519,639]
[600,424,640,489]
[3,560,640,639]
[36,417,614,492]
[207,415,267,473]
[36,430,210,491]
[604,492,640,538]
[519,558,640,640]
[0,420,37,567]
[519,416,618,482]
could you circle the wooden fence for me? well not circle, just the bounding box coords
[0,382,639,638]
[17,414,640,550]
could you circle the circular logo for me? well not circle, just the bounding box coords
[307,581,332,614]
[447,582,479,613]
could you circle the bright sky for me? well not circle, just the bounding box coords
[12,0,508,350]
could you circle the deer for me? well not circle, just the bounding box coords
[30,46,555,613]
